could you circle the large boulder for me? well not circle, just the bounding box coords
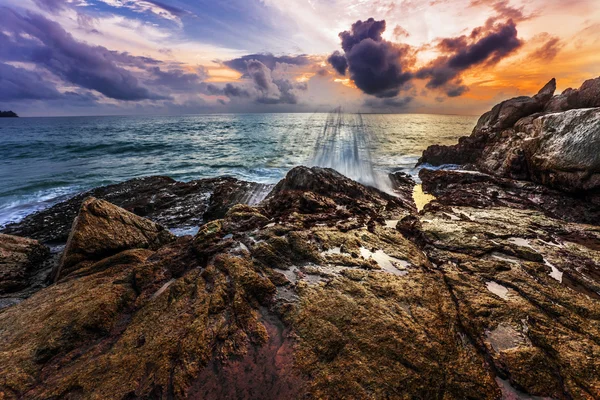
[53,197,175,281]
[525,108,600,191]
[419,77,600,193]
[0,234,49,294]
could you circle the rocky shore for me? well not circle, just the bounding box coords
[1,78,599,399]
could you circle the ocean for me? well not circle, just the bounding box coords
[0,112,477,227]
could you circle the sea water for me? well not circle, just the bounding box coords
[0,112,476,226]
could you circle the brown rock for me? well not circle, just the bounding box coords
[1,175,268,244]
[0,234,49,294]
[53,197,175,281]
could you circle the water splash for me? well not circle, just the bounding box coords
[309,108,393,193]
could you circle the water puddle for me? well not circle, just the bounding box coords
[507,237,534,249]
[544,259,563,282]
[496,378,551,400]
[385,220,399,229]
[412,184,436,212]
[486,323,528,352]
[491,252,521,264]
[486,281,509,300]
[359,247,409,276]
[322,246,342,255]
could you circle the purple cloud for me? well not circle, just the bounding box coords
[328,18,413,98]
[0,63,62,100]
[416,19,522,94]
[0,7,167,101]
[222,53,311,74]
[327,51,347,76]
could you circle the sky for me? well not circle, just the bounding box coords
[0,0,598,116]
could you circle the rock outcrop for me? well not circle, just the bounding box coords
[0,234,49,296]
[419,77,600,193]
[53,197,175,282]
[1,166,599,399]
[1,175,271,244]
[419,168,600,225]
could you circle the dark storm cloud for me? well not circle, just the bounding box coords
[0,63,62,100]
[221,53,311,74]
[327,51,347,76]
[328,18,413,98]
[0,7,167,101]
[329,15,524,100]
[416,19,522,90]
[339,18,387,52]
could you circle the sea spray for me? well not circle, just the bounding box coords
[310,108,393,193]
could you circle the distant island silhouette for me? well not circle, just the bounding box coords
[0,111,19,118]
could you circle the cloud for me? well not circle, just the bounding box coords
[0,63,62,100]
[393,25,410,39]
[0,7,168,101]
[95,0,187,23]
[327,51,347,76]
[363,96,413,109]
[328,18,413,98]
[529,34,563,61]
[416,19,522,92]
[147,66,208,91]
[205,59,308,105]
[222,53,311,74]
[33,0,69,13]
[469,0,533,23]
[246,60,306,104]
[246,59,282,99]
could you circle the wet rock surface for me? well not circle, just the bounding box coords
[0,234,52,309]
[0,164,598,399]
[1,175,272,244]
[419,169,600,225]
[53,197,176,282]
[419,77,600,194]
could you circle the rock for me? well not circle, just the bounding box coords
[525,108,600,191]
[419,168,600,224]
[419,77,600,193]
[533,77,556,104]
[0,234,49,295]
[1,175,269,244]
[53,197,175,281]
[1,166,599,399]
[546,77,600,112]
[263,166,416,224]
